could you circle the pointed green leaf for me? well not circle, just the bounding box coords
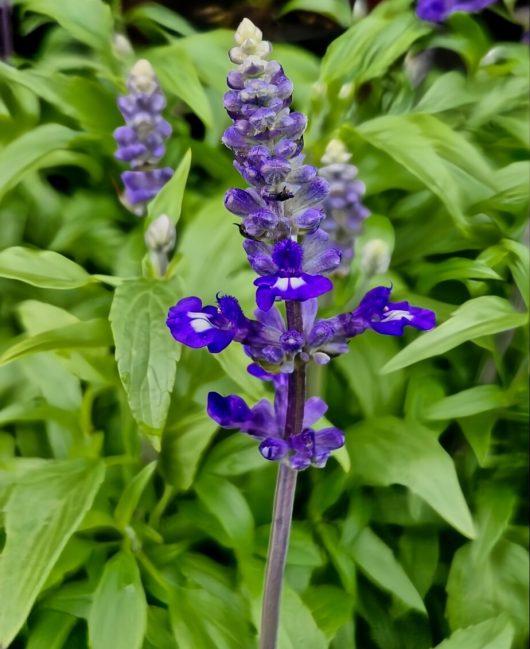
[0,459,105,648]
[382,297,528,373]
[0,246,91,289]
[88,552,147,649]
[0,125,80,200]
[431,615,514,649]
[352,527,426,613]
[147,149,191,225]
[0,319,112,366]
[110,277,182,433]
[425,385,514,420]
[347,417,475,537]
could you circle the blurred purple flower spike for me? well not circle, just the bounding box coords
[417,0,497,23]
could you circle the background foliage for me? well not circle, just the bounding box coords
[0,0,528,647]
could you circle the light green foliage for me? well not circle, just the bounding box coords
[88,552,147,649]
[0,459,105,647]
[0,0,527,647]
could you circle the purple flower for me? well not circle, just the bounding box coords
[166,295,250,353]
[252,239,334,310]
[416,0,496,22]
[207,369,344,470]
[307,286,436,362]
[114,59,173,213]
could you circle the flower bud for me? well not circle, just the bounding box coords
[145,215,176,254]
[361,238,391,276]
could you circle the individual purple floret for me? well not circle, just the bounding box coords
[319,139,370,276]
[114,59,173,214]
[416,0,496,23]
[222,19,333,245]
[207,368,344,470]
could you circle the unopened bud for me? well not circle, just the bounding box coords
[112,33,133,59]
[129,59,158,94]
[361,238,391,276]
[230,18,271,64]
[145,215,176,254]
[321,139,351,165]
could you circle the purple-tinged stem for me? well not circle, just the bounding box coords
[260,301,305,649]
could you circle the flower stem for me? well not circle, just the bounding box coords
[260,301,305,649]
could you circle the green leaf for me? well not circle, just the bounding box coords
[0,124,79,200]
[109,277,182,433]
[147,149,191,225]
[149,45,213,127]
[194,474,254,550]
[503,238,529,308]
[278,585,328,649]
[303,586,355,641]
[26,611,76,649]
[321,10,429,84]
[431,615,514,649]
[347,417,475,538]
[278,0,352,28]
[160,411,218,491]
[415,257,502,293]
[0,317,111,366]
[399,531,439,598]
[0,319,112,367]
[446,540,529,641]
[88,552,147,649]
[351,527,426,613]
[382,296,529,373]
[414,72,478,114]
[125,3,195,37]
[0,246,91,289]
[114,462,157,528]
[353,114,495,230]
[425,385,514,420]
[0,458,105,648]
[18,0,113,51]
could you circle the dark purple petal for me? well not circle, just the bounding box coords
[207,392,251,428]
[313,427,345,453]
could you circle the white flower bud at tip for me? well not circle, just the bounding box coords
[321,139,351,165]
[113,33,133,58]
[230,18,271,64]
[361,238,391,277]
[129,59,158,94]
[145,215,176,254]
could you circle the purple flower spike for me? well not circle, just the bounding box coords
[416,0,496,23]
[289,428,345,470]
[253,240,333,310]
[114,59,173,214]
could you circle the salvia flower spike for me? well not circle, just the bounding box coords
[319,139,370,276]
[114,59,173,215]
[165,19,436,648]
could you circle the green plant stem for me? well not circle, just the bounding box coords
[260,301,305,649]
